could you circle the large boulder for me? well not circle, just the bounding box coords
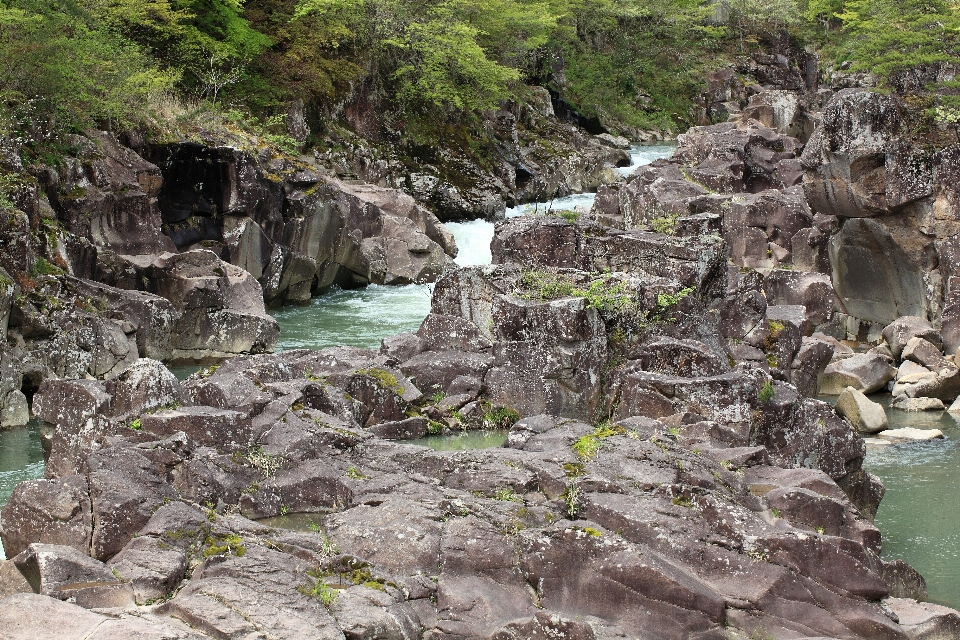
[48,131,175,256]
[820,353,898,395]
[121,250,279,362]
[835,386,888,433]
[829,218,928,325]
[882,316,942,360]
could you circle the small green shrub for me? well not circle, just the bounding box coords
[650,213,679,235]
[758,380,776,403]
[482,403,520,429]
[346,466,367,480]
[128,418,142,431]
[493,486,523,502]
[572,422,626,458]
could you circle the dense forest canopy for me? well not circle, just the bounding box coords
[0,0,958,149]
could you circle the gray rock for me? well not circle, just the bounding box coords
[835,386,888,433]
[901,336,950,371]
[828,218,928,325]
[882,316,942,360]
[891,397,946,412]
[884,597,960,639]
[820,353,898,395]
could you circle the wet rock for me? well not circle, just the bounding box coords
[879,426,944,440]
[820,353,898,395]
[891,397,946,412]
[835,386,888,433]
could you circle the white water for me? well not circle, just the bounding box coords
[270,143,676,352]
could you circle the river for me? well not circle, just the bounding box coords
[269,144,676,352]
[15,142,956,609]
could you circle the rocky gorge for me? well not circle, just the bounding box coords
[3,55,960,639]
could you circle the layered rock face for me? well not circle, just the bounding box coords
[149,143,458,304]
[593,84,960,347]
[3,216,953,640]
[0,126,465,426]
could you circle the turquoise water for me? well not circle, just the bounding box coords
[408,430,508,451]
[0,419,45,559]
[860,395,960,609]
[269,283,434,351]
[504,143,676,218]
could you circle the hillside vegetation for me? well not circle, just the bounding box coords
[0,0,958,158]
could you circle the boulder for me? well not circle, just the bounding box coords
[835,386,888,433]
[884,597,960,640]
[880,426,944,440]
[789,337,835,397]
[882,316,942,360]
[12,543,134,609]
[0,476,92,559]
[762,270,835,329]
[139,406,251,450]
[891,397,946,412]
[901,337,951,371]
[828,219,928,325]
[801,89,922,219]
[124,250,280,362]
[820,353,898,395]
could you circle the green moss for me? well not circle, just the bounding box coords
[582,527,603,537]
[492,486,523,502]
[768,320,785,338]
[572,422,625,458]
[561,462,587,478]
[671,496,694,509]
[29,257,64,277]
[203,534,245,558]
[517,270,635,313]
[356,368,405,396]
[346,466,367,480]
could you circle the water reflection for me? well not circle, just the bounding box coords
[407,430,508,451]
